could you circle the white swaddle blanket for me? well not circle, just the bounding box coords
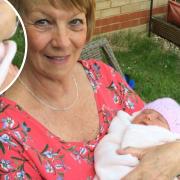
[0,40,17,88]
[94,110,180,180]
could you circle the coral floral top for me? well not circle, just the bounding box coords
[0,60,144,180]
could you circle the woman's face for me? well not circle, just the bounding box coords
[24,1,87,79]
[132,109,170,130]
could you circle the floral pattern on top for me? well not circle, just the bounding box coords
[0,60,144,180]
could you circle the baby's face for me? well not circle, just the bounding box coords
[0,0,17,41]
[132,109,170,130]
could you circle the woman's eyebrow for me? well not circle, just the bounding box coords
[30,8,84,19]
[72,12,84,17]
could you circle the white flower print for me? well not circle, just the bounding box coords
[79,147,87,156]
[2,117,15,129]
[125,99,135,109]
[45,162,54,173]
[111,82,117,90]
[0,159,13,171]
[123,87,129,94]
[13,131,22,140]
[0,134,17,147]
[16,170,25,179]
[42,150,58,159]
[55,160,70,171]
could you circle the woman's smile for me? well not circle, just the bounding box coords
[45,54,70,65]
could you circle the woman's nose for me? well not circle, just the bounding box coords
[51,27,71,49]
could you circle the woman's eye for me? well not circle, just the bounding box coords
[69,18,83,27]
[34,19,50,26]
[33,19,52,31]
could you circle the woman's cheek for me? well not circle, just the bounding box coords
[72,28,87,48]
[27,30,50,51]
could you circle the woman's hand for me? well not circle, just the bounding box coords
[117,141,180,180]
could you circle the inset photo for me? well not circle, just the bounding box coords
[0,0,27,94]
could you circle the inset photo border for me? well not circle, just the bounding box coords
[0,0,27,94]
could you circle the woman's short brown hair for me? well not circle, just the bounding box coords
[8,0,96,41]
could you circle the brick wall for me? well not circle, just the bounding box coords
[95,0,168,34]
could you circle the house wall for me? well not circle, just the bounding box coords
[95,0,168,34]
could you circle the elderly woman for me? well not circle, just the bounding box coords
[0,0,179,179]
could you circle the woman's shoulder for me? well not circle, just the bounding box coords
[80,59,113,70]
[79,59,122,81]
[0,96,16,105]
[80,59,144,113]
[0,96,23,127]
[0,96,16,111]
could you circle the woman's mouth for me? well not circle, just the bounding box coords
[45,55,70,64]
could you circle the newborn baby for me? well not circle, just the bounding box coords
[94,98,180,180]
[0,0,18,91]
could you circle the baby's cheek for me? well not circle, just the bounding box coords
[132,114,145,124]
[159,117,170,130]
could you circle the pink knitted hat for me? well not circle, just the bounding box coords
[143,97,180,133]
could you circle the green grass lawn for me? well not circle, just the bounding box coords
[11,25,26,69]
[103,32,180,103]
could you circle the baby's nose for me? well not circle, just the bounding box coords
[145,114,151,121]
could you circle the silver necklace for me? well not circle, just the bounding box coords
[18,76,79,111]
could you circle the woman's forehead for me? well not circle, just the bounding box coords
[23,0,84,12]
[22,0,86,15]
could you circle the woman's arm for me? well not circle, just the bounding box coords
[118,141,180,180]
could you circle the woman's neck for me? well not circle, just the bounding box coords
[24,66,72,97]
[6,62,80,111]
